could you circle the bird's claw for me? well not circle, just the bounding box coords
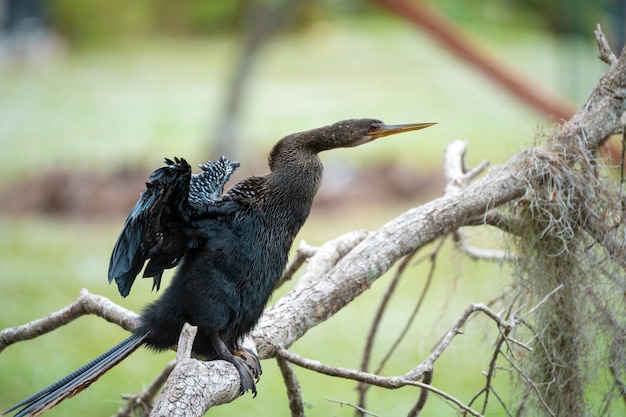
[228,348,261,397]
[234,347,262,381]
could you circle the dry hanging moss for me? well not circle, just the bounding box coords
[507,135,626,416]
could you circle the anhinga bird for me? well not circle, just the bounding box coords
[4,119,435,416]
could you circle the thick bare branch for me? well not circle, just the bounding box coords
[149,357,241,417]
[0,289,139,353]
[579,206,626,272]
[254,164,526,358]
[295,229,369,288]
[443,140,514,261]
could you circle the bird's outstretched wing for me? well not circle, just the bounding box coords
[189,156,240,211]
[108,156,239,297]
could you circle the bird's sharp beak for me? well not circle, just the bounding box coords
[371,122,437,140]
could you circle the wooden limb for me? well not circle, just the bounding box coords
[149,356,242,417]
[210,0,302,157]
[578,204,626,273]
[0,288,139,353]
[115,361,176,417]
[276,355,305,417]
[295,229,369,287]
[177,323,198,361]
[373,237,444,376]
[406,370,433,417]
[453,230,515,262]
[596,24,618,65]
[373,0,576,120]
[326,398,381,417]
[357,240,427,412]
[254,163,526,359]
[276,349,484,417]
[443,140,489,195]
[444,140,514,261]
[556,26,626,150]
[149,332,259,416]
[276,240,318,289]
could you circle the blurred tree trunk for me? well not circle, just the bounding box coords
[209,0,303,160]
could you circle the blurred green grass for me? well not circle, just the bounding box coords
[0,16,605,180]
[0,14,609,417]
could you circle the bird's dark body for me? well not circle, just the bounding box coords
[138,144,323,357]
[139,175,311,356]
[4,119,434,417]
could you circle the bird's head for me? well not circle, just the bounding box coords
[269,118,436,172]
[310,118,436,152]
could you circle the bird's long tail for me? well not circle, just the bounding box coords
[3,332,147,417]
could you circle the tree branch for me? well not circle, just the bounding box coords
[276,240,318,289]
[115,361,176,417]
[595,24,618,65]
[0,289,139,353]
[276,355,305,417]
[276,349,484,417]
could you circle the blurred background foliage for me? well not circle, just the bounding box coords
[1,0,624,416]
[28,0,621,44]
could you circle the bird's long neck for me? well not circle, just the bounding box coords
[265,132,324,234]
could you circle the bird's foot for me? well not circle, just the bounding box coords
[230,354,259,397]
[234,347,262,381]
[208,332,261,397]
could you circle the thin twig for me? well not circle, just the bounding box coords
[518,284,564,320]
[487,385,513,417]
[408,303,507,382]
[595,24,618,65]
[115,361,176,417]
[468,306,514,417]
[443,140,489,194]
[500,351,556,417]
[357,242,424,411]
[619,122,626,184]
[277,349,484,417]
[276,355,305,417]
[406,370,433,417]
[327,398,382,417]
[375,237,446,375]
[453,230,515,262]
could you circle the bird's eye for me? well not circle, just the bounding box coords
[369,123,381,133]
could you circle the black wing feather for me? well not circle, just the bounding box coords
[107,186,157,297]
[108,156,239,297]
